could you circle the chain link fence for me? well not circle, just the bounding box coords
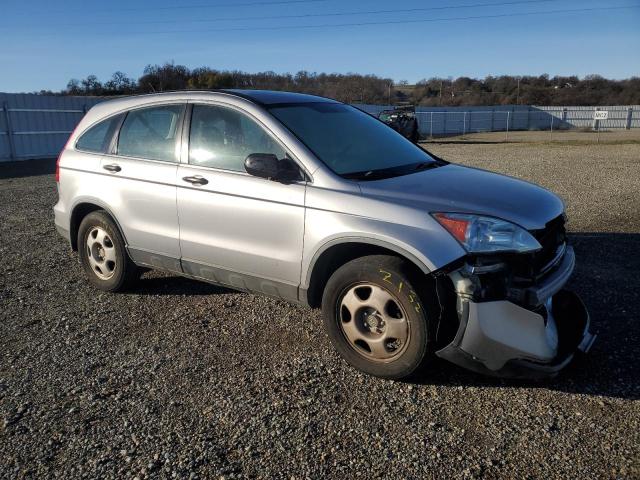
[355,104,640,143]
[415,108,638,141]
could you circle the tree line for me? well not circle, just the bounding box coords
[54,63,640,106]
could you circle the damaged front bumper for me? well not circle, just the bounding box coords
[436,245,596,379]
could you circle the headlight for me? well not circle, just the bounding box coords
[432,212,542,253]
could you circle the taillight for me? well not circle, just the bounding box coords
[55,155,61,182]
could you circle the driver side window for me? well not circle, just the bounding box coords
[189,104,286,171]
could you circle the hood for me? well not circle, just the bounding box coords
[358,164,564,230]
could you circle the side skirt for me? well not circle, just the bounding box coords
[127,247,307,307]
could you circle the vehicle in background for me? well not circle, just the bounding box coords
[378,105,419,143]
[54,90,595,380]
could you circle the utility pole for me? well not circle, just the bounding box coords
[439,80,443,105]
[516,77,521,105]
[388,82,392,106]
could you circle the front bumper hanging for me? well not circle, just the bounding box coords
[436,246,596,379]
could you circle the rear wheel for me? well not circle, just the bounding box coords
[321,255,434,379]
[77,211,139,292]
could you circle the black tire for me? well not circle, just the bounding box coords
[321,255,434,379]
[77,210,139,292]
[410,123,420,143]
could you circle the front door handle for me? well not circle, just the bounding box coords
[103,164,121,173]
[182,175,208,186]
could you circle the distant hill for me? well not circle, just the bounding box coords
[51,64,640,106]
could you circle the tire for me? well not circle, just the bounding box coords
[321,255,434,379]
[77,210,139,292]
[410,123,420,143]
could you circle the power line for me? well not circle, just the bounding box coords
[11,0,568,27]
[134,4,640,34]
[99,0,327,12]
[11,0,328,16]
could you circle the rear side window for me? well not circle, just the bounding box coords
[117,105,184,162]
[75,114,122,153]
[189,104,286,171]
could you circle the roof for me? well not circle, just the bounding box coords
[79,89,340,129]
[221,89,338,105]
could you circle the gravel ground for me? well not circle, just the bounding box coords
[424,129,640,144]
[1,142,639,479]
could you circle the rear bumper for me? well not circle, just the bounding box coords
[55,224,71,243]
[53,197,71,244]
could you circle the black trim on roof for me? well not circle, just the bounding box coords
[109,89,341,106]
[220,89,339,106]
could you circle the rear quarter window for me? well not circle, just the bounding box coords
[75,114,123,153]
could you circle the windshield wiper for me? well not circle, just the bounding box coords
[342,160,444,181]
[342,169,396,180]
[413,161,440,171]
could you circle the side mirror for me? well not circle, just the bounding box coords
[244,153,302,183]
[244,153,279,179]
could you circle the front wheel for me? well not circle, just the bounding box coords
[321,255,433,379]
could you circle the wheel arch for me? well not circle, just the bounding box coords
[303,238,433,309]
[69,199,128,251]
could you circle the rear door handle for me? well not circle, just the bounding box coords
[182,175,208,186]
[103,164,121,173]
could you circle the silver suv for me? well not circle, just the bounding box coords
[54,90,595,380]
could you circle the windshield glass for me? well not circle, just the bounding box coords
[267,103,436,178]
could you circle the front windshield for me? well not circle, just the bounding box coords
[267,102,436,178]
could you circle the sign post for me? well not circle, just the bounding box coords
[594,110,608,143]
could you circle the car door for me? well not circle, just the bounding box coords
[176,102,306,301]
[98,103,185,271]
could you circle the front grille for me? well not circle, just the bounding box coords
[531,214,567,272]
[511,214,566,280]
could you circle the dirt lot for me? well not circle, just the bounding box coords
[424,128,640,144]
[1,141,639,479]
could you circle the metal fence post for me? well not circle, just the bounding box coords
[463,111,467,138]
[443,110,447,136]
[626,107,633,130]
[430,111,433,139]
[2,102,16,161]
[505,111,510,142]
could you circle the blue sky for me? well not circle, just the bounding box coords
[1,0,639,92]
